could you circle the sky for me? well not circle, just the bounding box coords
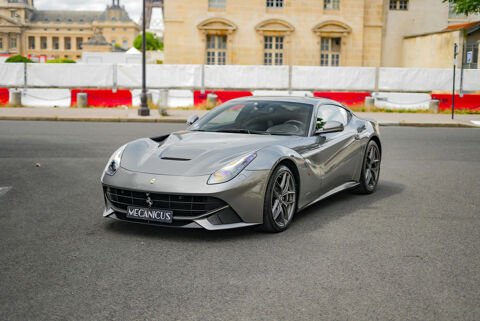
[34,0,143,23]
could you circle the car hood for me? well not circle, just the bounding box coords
[121,130,303,176]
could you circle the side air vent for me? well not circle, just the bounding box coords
[160,157,191,161]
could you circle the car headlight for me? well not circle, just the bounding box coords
[207,153,256,185]
[104,144,126,176]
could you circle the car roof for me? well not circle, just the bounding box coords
[228,96,337,106]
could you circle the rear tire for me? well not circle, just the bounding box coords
[262,165,297,233]
[355,140,381,194]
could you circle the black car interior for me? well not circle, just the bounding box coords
[208,101,313,136]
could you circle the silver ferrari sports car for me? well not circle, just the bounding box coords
[101,97,381,232]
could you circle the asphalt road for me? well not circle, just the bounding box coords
[0,121,479,321]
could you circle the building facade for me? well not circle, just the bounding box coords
[0,0,140,60]
[164,0,384,66]
[382,0,480,67]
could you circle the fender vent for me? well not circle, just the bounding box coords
[160,157,191,161]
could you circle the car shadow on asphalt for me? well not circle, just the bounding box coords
[104,180,405,241]
[290,180,405,234]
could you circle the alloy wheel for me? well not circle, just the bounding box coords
[365,144,380,189]
[271,171,296,228]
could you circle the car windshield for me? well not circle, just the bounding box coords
[190,100,314,136]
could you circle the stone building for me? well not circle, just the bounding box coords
[402,21,480,69]
[164,0,480,68]
[382,0,480,67]
[0,0,140,60]
[164,0,384,66]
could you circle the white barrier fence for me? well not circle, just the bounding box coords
[1,64,479,92]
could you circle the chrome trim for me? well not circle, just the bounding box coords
[301,181,359,210]
[174,204,230,221]
[103,207,115,217]
[104,197,231,221]
[194,218,259,231]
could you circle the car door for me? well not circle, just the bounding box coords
[304,104,359,196]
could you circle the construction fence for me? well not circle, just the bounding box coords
[0,64,479,109]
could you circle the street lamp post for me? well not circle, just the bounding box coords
[138,0,150,116]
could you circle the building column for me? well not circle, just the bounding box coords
[36,35,41,52]
[59,36,64,53]
[5,33,9,52]
[477,40,480,69]
[17,32,23,55]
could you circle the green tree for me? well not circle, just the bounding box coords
[133,32,164,51]
[5,55,34,63]
[46,58,76,63]
[443,0,480,15]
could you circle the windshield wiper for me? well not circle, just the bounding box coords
[213,129,271,135]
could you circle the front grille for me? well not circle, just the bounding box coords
[104,186,227,218]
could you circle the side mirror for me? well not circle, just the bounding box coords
[186,114,199,125]
[315,121,344,134]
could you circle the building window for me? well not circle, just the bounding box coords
[76,37,83,50]
[112,40,116,46]
[41,36,47,49]
[209,0,226,8]
[11,11,16,18]
[28,36,35,49]
[123,40,128,49]
[389,0,408,10]
[264,36,284,65]
[65,37,71,50]
[464,41,478,69]
[0,38,3,49]
[124,28,127,31]
[53,37,59,50]
[10,37,17,49]
[112,28,116,31]
[320,37,341,66]
[206,35,227,65]
[324,0,340,10]
[266,0,283,8]
[448,3,466,17]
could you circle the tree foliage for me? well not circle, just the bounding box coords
[46,59,76,63]
[5,55,34,63]
[443,0,480,15]
[133,32,164,51]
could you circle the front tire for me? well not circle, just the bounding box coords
[262,165,297,233]
[355,140,381,194]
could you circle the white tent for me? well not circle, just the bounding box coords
[126,47,141,55]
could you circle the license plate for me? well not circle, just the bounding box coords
[126,206,173,223]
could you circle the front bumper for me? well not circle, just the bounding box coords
[101,167,270,230]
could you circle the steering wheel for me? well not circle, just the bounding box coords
[284,120,304,127]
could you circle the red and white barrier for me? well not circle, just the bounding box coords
[253,90,313,97]
[21,89,71,107]
[193,90,252,105]
[431,94,480,111]
[0,88,9,105]
[313,92,370,107]
[71,89,132,107]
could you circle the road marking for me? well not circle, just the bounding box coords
[0,187,12,198]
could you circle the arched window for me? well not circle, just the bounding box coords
[197,18,237,65]
[312,20,351,66]
[255,19,294,65]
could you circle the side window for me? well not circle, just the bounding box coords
[316,105,349,128]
